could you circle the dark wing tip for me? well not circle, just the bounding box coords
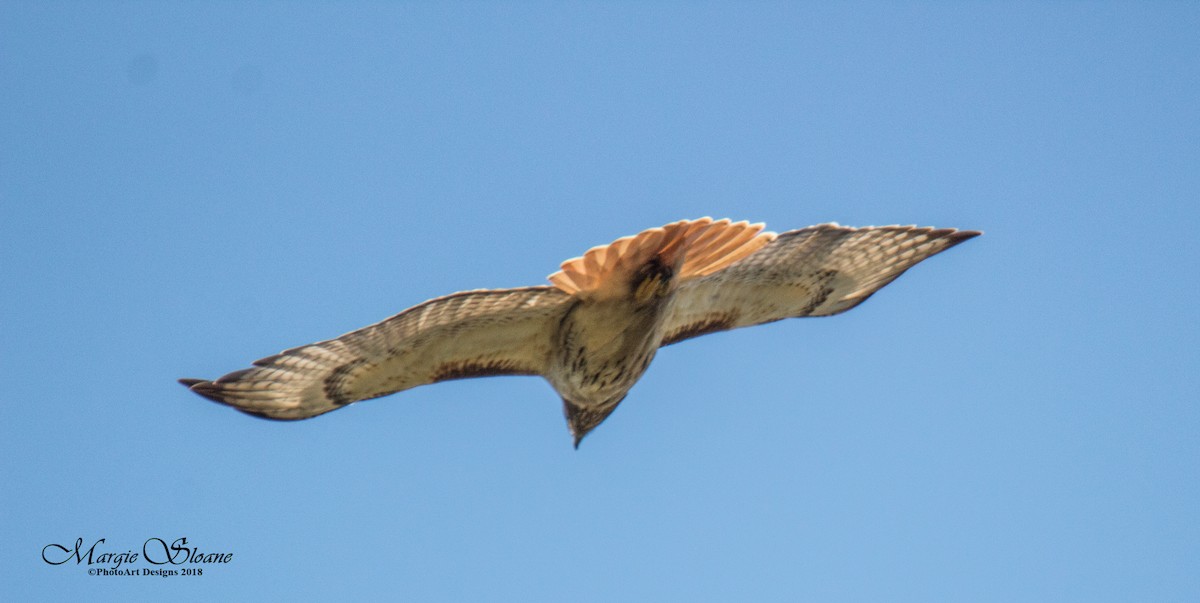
[934,228,983,251]
[947,230,982,251]
[178,378,232,405]
[178,376,320,422]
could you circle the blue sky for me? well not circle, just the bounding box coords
[2,2,1197,601]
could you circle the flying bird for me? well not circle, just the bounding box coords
[181,218,979,447]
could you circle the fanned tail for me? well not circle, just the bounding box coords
[548,218,776,300]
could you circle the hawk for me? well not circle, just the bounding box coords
[181,218,979,447]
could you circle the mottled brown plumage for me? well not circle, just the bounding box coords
[181,218,980,446]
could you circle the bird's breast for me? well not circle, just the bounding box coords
[547,297,667,407]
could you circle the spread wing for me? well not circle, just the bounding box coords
[661,224,980,345]
[181,286,574,420]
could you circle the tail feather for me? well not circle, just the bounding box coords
[680,220,774,277]
[547,217,776,300]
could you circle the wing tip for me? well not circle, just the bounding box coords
[178,377,226,403]
[179,376,310,421]
[941,228,983,249]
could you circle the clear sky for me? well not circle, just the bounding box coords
[2,2,1197,601]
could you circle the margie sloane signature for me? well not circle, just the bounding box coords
[42,537,232,569]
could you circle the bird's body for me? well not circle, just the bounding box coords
[550,263,675,445]
[181,218,980,446]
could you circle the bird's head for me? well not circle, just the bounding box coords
[562,396,625,449]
